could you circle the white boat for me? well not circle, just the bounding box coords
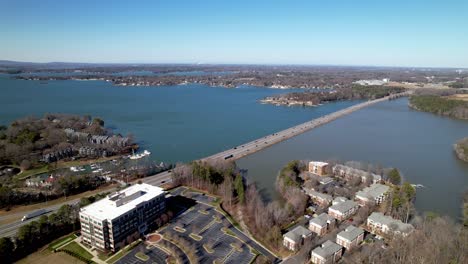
[129,149,151,160]
[70,166,86,172]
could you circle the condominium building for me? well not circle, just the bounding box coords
[309,213,336,236]
[309,161,329,176]
[79,183,166,252]
[311,240,343,264]
[283,225,313,251]
[355,184,390,206]
[328,198,359,221]
[336,225,365,250]
[367,212,414,237]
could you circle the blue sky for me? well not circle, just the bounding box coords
[1,0,467,67]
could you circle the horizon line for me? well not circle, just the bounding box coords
[1,59,467,70]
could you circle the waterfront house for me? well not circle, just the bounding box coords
[304,189,333,206]
[311,240,343,264]
[367,212,414,237]
[309,161,329,176]
[355,184,390,206]
[309,213,336,236]
[283,225,313,251]
[328,198,359,221]
[336,225,365,250]
[332,164,382,184]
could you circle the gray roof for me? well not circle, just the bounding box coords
[305,189,332,202]
[337,225,364,242]
[284,225,312,242]
[356,184,390,200]
[329,199,358,214]
[311,240,342,259]
[309,213,335,227]
[319,177,334,185]
[368,212,414,234]
[333,164,383,182]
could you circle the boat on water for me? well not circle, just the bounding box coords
[70,166,86,172]
[411,184,425,189]
[129,149,151,160]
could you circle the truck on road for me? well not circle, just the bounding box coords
[21,209,48,221]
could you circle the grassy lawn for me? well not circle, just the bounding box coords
[13,155,123,180]
[107,240,141,264]
[135,252,149,261]
[62,241,93,260]
[14,165,49,180]
[48,233,77,250]
[17,250,84,264]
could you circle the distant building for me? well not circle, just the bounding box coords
[309,161,329,176]
[311,240,343,264]
[367,212,414,237]
[79,183,166,252]
[328,198,359,221]
[283,225,312,251]
[355,184,390,205]
[354,79,389,86]
[304,189,333,206]
[332,164,382,184]
[336,225,365,250]
[309,213,336,236]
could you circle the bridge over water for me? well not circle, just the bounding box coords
[143,91,411,186]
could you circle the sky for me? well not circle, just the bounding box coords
[1,0,468,67]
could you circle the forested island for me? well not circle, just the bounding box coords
[409,91,468,120]
[260,85,406,106]
[454,137,468,162]
[0,114,134,168]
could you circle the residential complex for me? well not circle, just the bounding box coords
[283,225,312,251]
[367,212,414,237]
[355,183,390,205]
[79,183,166,252]
[336,225,364,250]
[311,240,343,264]
[309,161,329,176]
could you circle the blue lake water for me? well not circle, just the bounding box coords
[0,74,356,163]
[238,98,468,219]
[1,74,467,219]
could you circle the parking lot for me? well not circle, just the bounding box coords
[159,188,257,263]
[115,244,169,264]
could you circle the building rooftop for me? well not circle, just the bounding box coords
[312,240,342,259]
[80,183,165,221]
[304,189,333,202]
[309,213,335,227]
[368,212,414,234]
[329,199,358,214]
[356,184,390,201]
[284,225,312,242]
[319,177,334,185]
[310,161,329,167]
[337,225,364,242]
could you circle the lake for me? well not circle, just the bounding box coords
[0,74,357,163]
[1,74,467,219]
[237,98,468,220]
